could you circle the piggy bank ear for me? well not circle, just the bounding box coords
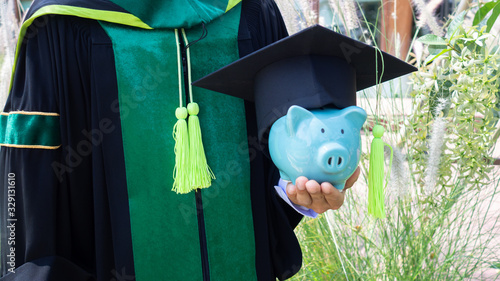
[286,105,315,137]
[341,106,367,129]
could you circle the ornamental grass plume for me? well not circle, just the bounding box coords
[328,0,359,32]
[411,0,444,36]
[388,145,410,199]
[276,0,362,35]
[276,0,332,32]
[274,0,304,34]
[423,98,448,195]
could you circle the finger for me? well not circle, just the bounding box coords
[306,180,333,214]
[322,182,345,210]
[305,180,326,203]
[286,177,311,207]
[321,182,336,195]
[345,166,361,190]
[295,176,308,191]
[294,177,313,207]
[285,182,298,202]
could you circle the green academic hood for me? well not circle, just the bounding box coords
[109,0,241,28]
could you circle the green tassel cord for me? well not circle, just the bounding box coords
[172,107,191,193]
[172,28,193,194]
[183,29,214,191]
[188,102,215,189]
[368,125,393,219]
[171,29,214,194]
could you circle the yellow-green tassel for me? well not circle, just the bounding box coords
[368,125,392,219]
[172,107,191,194]
[187,102,215,190]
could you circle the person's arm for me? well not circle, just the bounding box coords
[0,15,97,280]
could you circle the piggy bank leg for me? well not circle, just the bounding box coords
[279,171,292,182]
[333,182,345,191]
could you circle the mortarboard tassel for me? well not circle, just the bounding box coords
[182,29,215,190]
[188,102,215,189]
[172,29,191,194]
[368,124,393,218]
[172,107,191,193]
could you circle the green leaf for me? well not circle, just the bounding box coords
[446,11,467,39]
[489,262,500,269]
[418,34,447,45]
[425,49,451,65]
[486,2,500,32]
[473,1,498,26]
[428,45,446,56]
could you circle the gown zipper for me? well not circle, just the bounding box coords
[177,28,210,281]
[195,190,210,281]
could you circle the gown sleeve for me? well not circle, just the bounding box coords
[0,15,94,280]
[0,15,134,280]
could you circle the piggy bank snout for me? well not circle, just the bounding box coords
[317,143,350,174]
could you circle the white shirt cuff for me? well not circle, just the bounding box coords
[274,178,318,218]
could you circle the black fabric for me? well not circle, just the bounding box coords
[244,101,303,281]
[1,0,303,280]
[238,0,288,58]
[88,20,136,280]
[1,256,94,281]
[0,16,134,280]
[239,1,303,280]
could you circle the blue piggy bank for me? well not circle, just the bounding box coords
[269,105,367,190]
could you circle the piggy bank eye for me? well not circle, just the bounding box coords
[341,129,345,134]
[321,128,325,133]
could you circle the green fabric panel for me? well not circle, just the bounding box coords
[109,0,240,28]
[99,23,202,281]
[0,113,60,148]
[187,7,257,280]
[100,3,256,280]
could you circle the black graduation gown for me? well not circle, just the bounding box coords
[0,0,303,280]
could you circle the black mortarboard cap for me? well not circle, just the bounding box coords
[193,25,417,139]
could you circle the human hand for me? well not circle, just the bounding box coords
[285,167,360,214]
